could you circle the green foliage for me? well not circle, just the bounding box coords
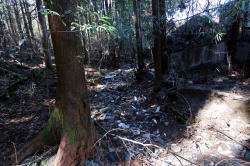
[219,0,247,24]
[39,8,60,16]
[70,5,117,34]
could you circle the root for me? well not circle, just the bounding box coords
[9,109,61,165]
[10,133,47,165]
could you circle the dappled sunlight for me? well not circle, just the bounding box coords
[152,91,250,165]
[3,114,35,125]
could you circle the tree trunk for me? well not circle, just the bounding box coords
[19,0,32,46]
[36,0,52,69]
[133,0,145,74]
[152,0,163,91]
[4,0,17,44]
[22,0,35,37]
[10,0,95,165]
[159,0,168,74]
[12,0,24,37]
[47,0,95,165]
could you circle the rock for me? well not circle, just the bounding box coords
[105,75,113,79]
[105,115,115,121]
[153,129,160,135]
[164,122,170,126]
[142,134,150,139]
[171,144,181,153]
[123,151,131,161]
[99,107,110,113]
[152,119,157,124]
[133,130,140,135]
[84,160,100,166]
[105,153,117,162]
[118,123,130,129]
[156,106,161,113]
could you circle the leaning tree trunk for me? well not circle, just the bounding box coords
[11,0,95,165]
[133,0,145,74]
[36,0,52,69]
[152,0,163,91]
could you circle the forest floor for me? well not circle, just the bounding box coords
[0,56,250,166]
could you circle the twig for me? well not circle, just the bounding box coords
[110,133,198,165]
[211,127,250,149]
[11,142,18,166]
[174,154,184,166]
[215,159,226,166]
[177,92,193,123]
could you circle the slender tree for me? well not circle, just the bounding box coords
[152,0,163,90]
[159,0,168,74]
[12,0,23,37]
[22,0,34,37]
[36,0,52,69]
[133,0,145,74]
[19,0,31,45]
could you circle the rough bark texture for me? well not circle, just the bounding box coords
[133,0,145,74]
[47,0,95,165]
[36,0,52,69]
[152,0,163,90]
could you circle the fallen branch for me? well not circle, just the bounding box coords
[110,133,197,165]
[177,92,193,123]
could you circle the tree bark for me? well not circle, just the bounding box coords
[152,0,163,90]
[10,0,95,165]
[159,0,168,74]
[36,0,52,69]
[46,0,95,165]
[133,0,145,74]
[22,0,34,37]
[19,0,32,46]
[12,0,24,37]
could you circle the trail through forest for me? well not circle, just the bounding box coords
[1,61,250,166]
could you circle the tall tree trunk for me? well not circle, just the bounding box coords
[10,0,95,165]
[22,0,35,37]
[159,0,168,74]
[19,0,32,45]
[133,0,145,74]
[4,0,17,44]
[152,0,163,90]
[46,0,95,165]
[36,0,52,69]
[12,0,23,37]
